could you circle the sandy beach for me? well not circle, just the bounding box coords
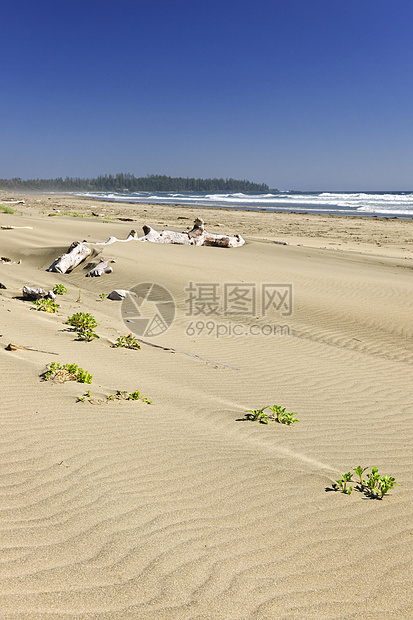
[0,192,412,619]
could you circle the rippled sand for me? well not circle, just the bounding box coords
[0,194,412,618]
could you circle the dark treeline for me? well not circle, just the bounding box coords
[0,173,269,193]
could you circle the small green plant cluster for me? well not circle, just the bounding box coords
[0,205,15,214]
[99,292,106,300]
[113,334,141,349]
[49,211,84,217]
[108,389,152,404]
[244,406,269,424]
[45,362,93,384]
[336,466,400,499]
[32,298,60,313]
[244,405,299,425]
[77,390,92,402]
[53,284,67,295]
[78,388,152,405]
[268,405,299,425]
[66,312,99,341]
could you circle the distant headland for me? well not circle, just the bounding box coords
[0,173,270,193]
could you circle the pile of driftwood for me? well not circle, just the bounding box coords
[48,218,245,275]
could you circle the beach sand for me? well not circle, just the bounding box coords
[0,193,412,619]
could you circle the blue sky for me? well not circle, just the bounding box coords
[1,0,413,190]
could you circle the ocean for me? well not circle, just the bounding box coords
[74,191,413,218]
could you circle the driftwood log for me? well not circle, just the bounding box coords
[93,230,138,246]
[1,256,21,264]
[48,241,91,273]
[1,225,33,230]
[139,218,245,247]
[86,259,114,277]
[140,225,194,245]
[107,289,135,300]
[5,342,58,354]
[92,218,245,248]
[47,219,244,271]
[22,286,56,301]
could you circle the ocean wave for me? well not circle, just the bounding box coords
[356,205,413,215]
[72,191,413,218]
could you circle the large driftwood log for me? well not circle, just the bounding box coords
[140,225,195,245]
[86,259,114,277]
[87,218,245,248]
[48,241,92,273]
[139,218,245,247]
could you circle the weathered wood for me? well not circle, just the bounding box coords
[1,225,33,230]
[86,259,114,277]
[187,217,206,245]
[107,289,135,300]
[48,241,91,273]
[1,256,21,264]
[6,343,27,351]
[138,218,245,247]
[22,286,56,300]
[5,342,58,354]
[93,230,138,246]
[203,232,245,248]
[89,219,245,248]
[139,225,194,244]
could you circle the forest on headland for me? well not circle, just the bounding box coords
[0,173,270,193]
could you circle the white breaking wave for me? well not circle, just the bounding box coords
[74,191,413,217]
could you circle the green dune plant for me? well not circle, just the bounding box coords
[66,311,99,341]
[244,406,269,424]
[268,405,299,425]
[32,298,60,313]
[44,362,93,384]
[336,472,353,495]
[53,284,67,295]
[335,466,400,499]
[113,334,141,349]
[0,205,15,214]
[79,388,152,405]
[244,405,299,425]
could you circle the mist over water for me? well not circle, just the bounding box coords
[75,191,413,218]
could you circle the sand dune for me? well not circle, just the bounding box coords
[0,195,412,618]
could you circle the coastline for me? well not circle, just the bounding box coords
[71,189,413,219]
[4,191,413,259]
[0,193,412,618]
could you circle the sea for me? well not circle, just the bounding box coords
[74,191,413,219]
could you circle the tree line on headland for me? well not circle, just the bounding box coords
[0,173,270,193]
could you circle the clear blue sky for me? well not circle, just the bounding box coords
[2,0,413,190]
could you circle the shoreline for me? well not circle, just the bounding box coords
[3,191,413,261]
[3,189,413,219]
